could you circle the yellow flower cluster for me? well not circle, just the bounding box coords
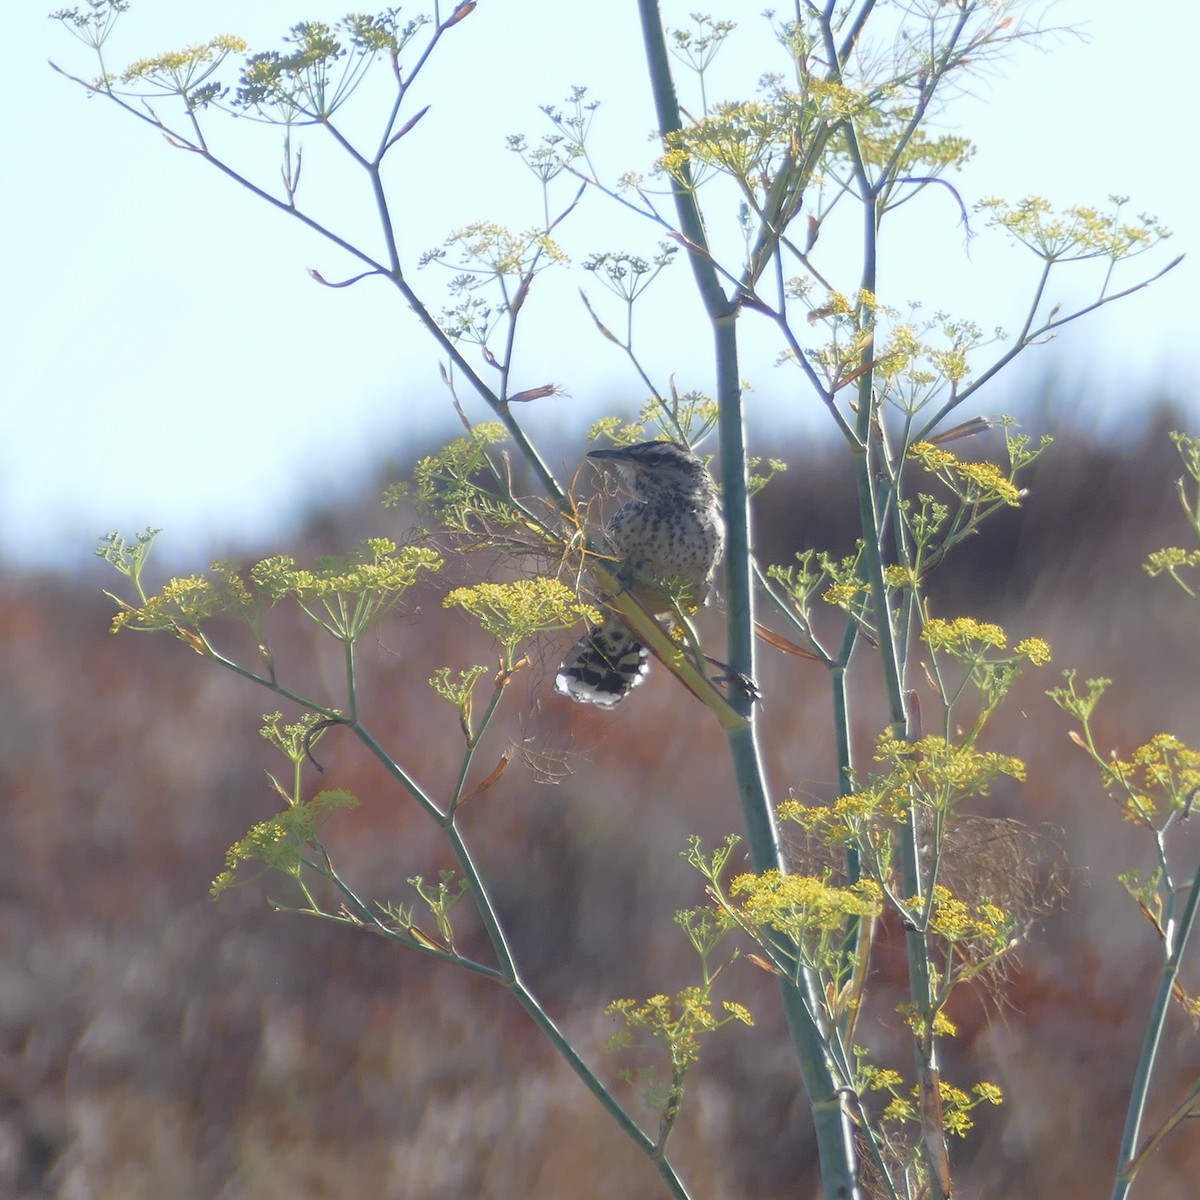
[121,35,247,83]
[873,735,1026,794]
[978,195,1169,262]
[908,885,1011,951]
[922,616,1051,666]
[909,443,1022,506]
[607,987,753,1071]
[444,578,601,649]
[730,870,882,932]
[1107,733,1200,822]
[211,788,357,897]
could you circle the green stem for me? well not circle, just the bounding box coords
[343,638,359,721]
[637,5,862,1197]
[65,68,573,518]
[447,680,506,817]
[831,619,870,1042]
[506,978,693,1200]
[309,857,509,981]
[196,634,342,718]
[385,271,568,509]
[353,718,693,1190]
[835,36,951,1193]
[352,724,446,823]
[1111,854,1200,1199]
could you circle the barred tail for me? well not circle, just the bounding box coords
[554,617,649,708]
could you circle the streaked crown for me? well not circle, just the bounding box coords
[587,440,716,504]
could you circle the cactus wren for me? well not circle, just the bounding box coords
[555,440,725,707]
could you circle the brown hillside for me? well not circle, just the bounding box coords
[3,412,1199,1199]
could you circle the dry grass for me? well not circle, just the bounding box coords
[4,411,1200,1199]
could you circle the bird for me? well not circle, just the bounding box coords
[555,440,725,707]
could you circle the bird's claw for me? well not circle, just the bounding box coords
[705,656,762,704]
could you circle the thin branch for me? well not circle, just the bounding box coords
[774,315,860,446]
[916,253,1184,440]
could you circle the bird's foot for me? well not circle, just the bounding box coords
[704,655,762,704]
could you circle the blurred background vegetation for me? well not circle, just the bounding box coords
[4,386,1200,1199]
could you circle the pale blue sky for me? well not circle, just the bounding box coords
[4,1,1194,569]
